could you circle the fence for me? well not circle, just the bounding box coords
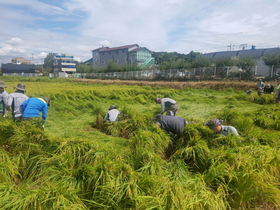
[72,65,280,80]
[2,65,280,80]
[2,73,43,77]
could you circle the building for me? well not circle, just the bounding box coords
[91,44,155,68]
[53,54,76,74]
[1,64,35,74]
[202,47,280,76]
[11,57,31,64]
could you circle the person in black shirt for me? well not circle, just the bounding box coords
[152,114,187,159]
[264,84,274,94]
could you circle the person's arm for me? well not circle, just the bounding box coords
[161,100,165,114]
[104,113,109,121]
[21,99,28,113]
[2,92,9,109]
[6,95,13,111]
[42,104,48,122]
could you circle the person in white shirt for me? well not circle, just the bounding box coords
[104,105,120,123]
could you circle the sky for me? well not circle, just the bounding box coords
[0,0,280,64]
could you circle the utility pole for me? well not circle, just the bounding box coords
[41,58,43,73]
[31,53,34,64]
[239,44,247,50]
[227,43,238,51]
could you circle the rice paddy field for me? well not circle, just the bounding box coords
[0,76,280,210]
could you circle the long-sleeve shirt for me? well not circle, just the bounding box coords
[160,98,176,113]
[0,90,9,112]
[104,109,120,122]
[7,91,29,118]
[220,125,239,136]
[21,98,48,121]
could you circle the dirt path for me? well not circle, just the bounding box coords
[76,79,272,90]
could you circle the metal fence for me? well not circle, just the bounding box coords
[2,73,42,77]
[3,65,280,80]
[72,65,280,80]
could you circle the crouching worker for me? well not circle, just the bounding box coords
[152,114,188,159]
[21,97,50,130]
[205,119,239,136]
[155,97,178,116]
[104,105,120,123]
[264,84,274,94]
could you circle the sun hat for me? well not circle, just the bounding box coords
[109,105,116,110]
[14,83,26,91]
[42,97,50,106]
[205,119,223,129]
[0,81,7,88]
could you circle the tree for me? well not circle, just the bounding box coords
[235,56,256,79]
[263,50,280,66]
[43,53,57,68]
[191,56,211,68]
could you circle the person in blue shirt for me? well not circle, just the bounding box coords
[21,97,50,129]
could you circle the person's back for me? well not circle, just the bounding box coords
[104,105,120,122]
[21,98,49,121]
[155,97,178,116]
[264,84,274,94]
[159,115,186,138]
[7,83,28,119]
[220,125,239,136]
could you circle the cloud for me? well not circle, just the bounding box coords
[1,0,280,64]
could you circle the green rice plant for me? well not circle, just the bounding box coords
[0,179,87,210]
[0,149,21,184]
[231,116,254,135]
[207,135,241,149]
[178,140,211,173]
[217,108,241,124]
[181,123,214,145]
[0,118,16,145]
[247,93,275,105]
[129,130,168,174]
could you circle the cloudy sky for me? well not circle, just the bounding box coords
[0,0,280,64]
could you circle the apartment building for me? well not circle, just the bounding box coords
[91,44,155,68]
[11,57,31,64]
[53,54,76,74]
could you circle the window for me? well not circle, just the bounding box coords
[102,52,105,55]
[102,60,105,64]
[124,57,127,63]
[122,50,125,53]
[109,52,111,55]
[115,50,118,54]
[115,59,119,63]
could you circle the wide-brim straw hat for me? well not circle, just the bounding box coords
[109,105,116,110]
[14,83,26,91]
[0,81,7,88]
